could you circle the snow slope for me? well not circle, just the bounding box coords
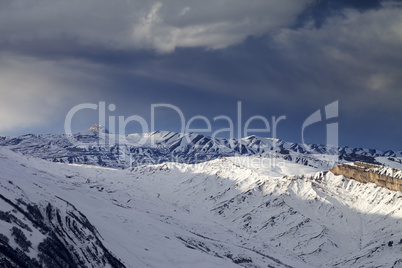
[0,148,401,267]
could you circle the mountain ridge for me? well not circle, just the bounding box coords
[1,131,401,170]
[0,148,401,267]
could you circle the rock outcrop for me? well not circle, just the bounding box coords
[331,162,402,191]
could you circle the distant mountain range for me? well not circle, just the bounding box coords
[1,131,401,170]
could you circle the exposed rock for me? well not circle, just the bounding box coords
[331,162,402,191]
[88,124,109,134]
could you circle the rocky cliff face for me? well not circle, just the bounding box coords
[331,162,402,191]
[0,193,125,268]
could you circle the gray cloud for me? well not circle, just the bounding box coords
[131,0,311,52]
[0,0,311,53]
[0,0,401,149]
[274,7,402,102]
[0,54,105,133]
[123,5,402,105]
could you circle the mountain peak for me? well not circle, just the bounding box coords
[88,124,109,134]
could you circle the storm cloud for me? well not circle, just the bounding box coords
[0,0,401,150]
[0,0,310,52]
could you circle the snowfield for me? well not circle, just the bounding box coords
[0,147,402,267]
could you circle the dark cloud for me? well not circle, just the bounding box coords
[295,0,389,27]
[0,0,310,53]
[0,1,401,150]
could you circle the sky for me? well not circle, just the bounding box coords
[0,0,401,150]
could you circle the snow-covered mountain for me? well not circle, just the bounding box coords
[0,145,401,267]
[1,131,401,170]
